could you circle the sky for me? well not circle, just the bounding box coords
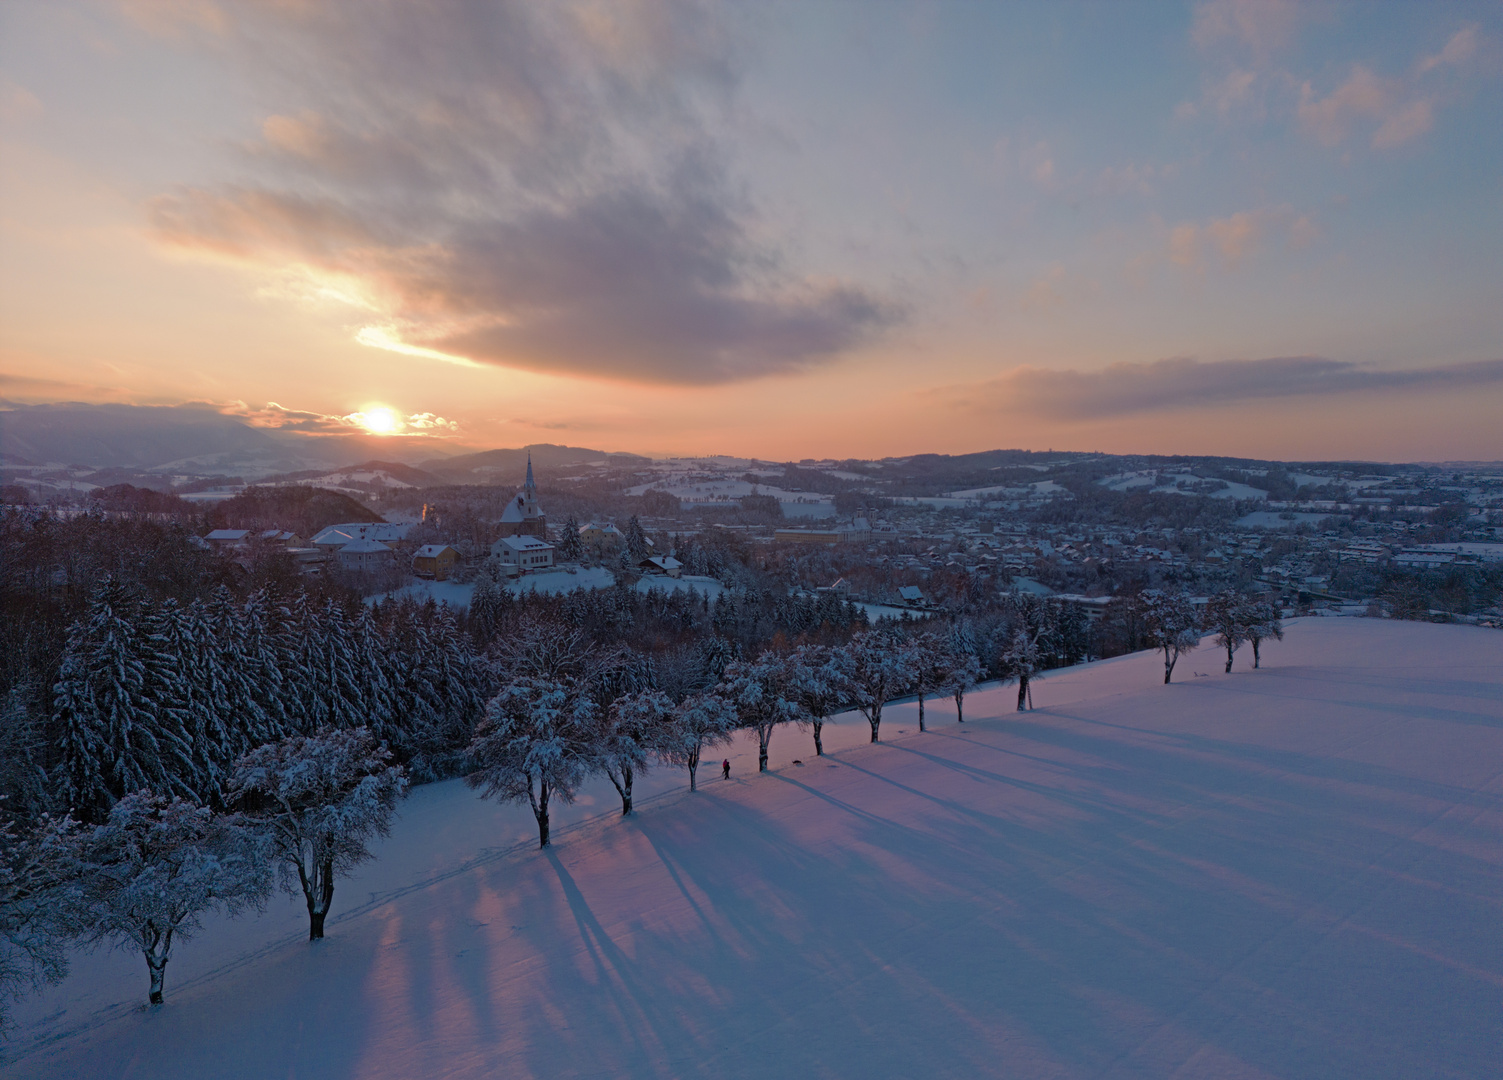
[1,0,1500,463]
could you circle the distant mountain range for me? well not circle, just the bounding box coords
[0,402,638,487]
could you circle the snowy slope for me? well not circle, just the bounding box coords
[6,620,1503,1079]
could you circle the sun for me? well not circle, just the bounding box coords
[355,407,402,435]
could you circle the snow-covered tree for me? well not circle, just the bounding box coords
[721,654,800,772]
[1241,599,1284,669]
[788,644,845,756]
[56,793,267,1004]
[940,644,983,723]
[469,564,506,643]
[905,632,952,732]
[54,580,195,816]
[832,632,912,743]
[229,728,407,941]
[623,516,650,565]
[1203,590,1245,673]
[599,691,671,815]
[556,516,583,563]
[1002,628,1042,711]
[1136,589,1200,684]
[467,677,598,847]
[658,692,737,791]
[0,814,70,1030]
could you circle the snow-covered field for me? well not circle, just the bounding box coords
[7,619,1503,1079]
[1235,510,1340,529]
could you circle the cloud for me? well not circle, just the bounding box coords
[1298,27,1483,150]
[220,401,458,438]
[1191,0,1302,56]
[140,1,896,384]
[1154,207,1294,272]
[1418,26,1479,74]
[937,355,1503,420]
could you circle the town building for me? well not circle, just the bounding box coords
[496,454,548,539]
[412,544,460,581]
[336,538,395,572]
[491,533,554,574]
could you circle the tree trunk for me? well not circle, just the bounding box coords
[917,692,926,732]
[146,950,168,1006]
[812,720,824,756]
[607,766,634,815]
[688,750,699,792]
[534,778,552,847]
[758,728,770,772]
[954,692,964,723]
[868,705,882,743]
[1163,646,1176,684]
[1225,644,1234,673]
[1252,639,1261,669]
[1017,676,1028,711]
[310,855,335,939]
[145,949,170,1009]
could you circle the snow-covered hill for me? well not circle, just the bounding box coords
[6,619,1502,1079]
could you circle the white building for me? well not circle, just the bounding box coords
[310,522,412,554]
[491,534,554,574]
[336,538,395,572]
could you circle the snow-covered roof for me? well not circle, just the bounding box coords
[643,555,682,571]
[311,522,409,546]
[206,529,249,541]
[414,544,457,558]
[500,498,528,523]
[898,585,925,602]
[495,535,552,552]
[337,538,393,554]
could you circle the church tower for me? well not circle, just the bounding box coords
[498,451,548,538]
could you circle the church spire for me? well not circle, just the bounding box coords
[525,451,535,492]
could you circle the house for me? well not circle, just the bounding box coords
[898,585,927,607]
[640,555,682,578]
[256,529,303,547]
[579,521,625,549]
[336,538,395,572]
[412,544,460,581]
[310,522,411,553]
[496,454,548,539]
[204,528,250,549]
[491,534,554,574]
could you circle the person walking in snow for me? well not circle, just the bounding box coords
[722,758,731,780]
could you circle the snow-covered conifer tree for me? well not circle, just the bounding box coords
[230,728,407,940]
[557,516,583,563]
[54,581,195,815]
[466,677,598,847]
[56,793,267,1004]
[1136,589,1200,684]
[658,693,736,791]
[624,516,650,565]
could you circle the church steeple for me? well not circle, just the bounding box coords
[525,451,535,493]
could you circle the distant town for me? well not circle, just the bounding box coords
[5,443,1501,632]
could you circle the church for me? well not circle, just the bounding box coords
[496,453,548,539]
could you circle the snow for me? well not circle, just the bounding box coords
[8,619,1503,1078]
[1099,470,1268,500]
[1235,510,1340,529]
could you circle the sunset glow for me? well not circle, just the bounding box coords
[0,1,1499,459]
